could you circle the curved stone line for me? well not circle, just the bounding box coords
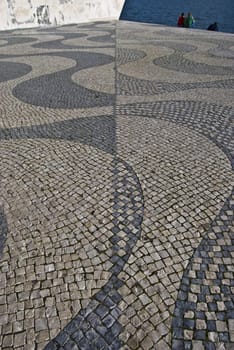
[171,188,234,349]
[0,207,8,259]
[38,24,79,32]
[0,61,32,82]
[0,36,37,47]
[0,45,115,59]
[209,48,234,59]
[117,72,234,95]
[116,100,233,347]
[32,32,88,50]
[44,157,144,349]
[0,53,26,60]
[151,29,185,37]
[87,32,115,43]
[0,115,116,155]
[32,28,115,50]
[153,52,234,75]
[208,42,234,59]
[12,51,115,109]
[162,35,234,51]
[188,37,234,59]
[94,21,115,26]
[77,21,115,30]
[154,41,196,53]
[116,100,233,162]
[117,48,146,66]
[175,36,234,59]
[0,30,14,35]
[0,114,116,281]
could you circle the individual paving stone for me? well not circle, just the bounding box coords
[228,320,234,342]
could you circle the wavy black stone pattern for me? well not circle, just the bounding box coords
[157,41,196,53]
[153,52,234,75]
[37,22,115,35]
[87,32,115,43]
[117,101,233,163]
[32,32,88,50]
[45,158,144,349]
[0,104,144,349]
[76,21,115,30]
[0,98,142,348]
[117,72,234,95]
[172,190,234,349]
[208,41,234,59]
[12,51,114,109]
[0,24,232,350]
[0,36,37,47]
[210,47,234,59]
[35,25,114,44]
[0,115,116,155]
[0,30,14,35]
[188,37,234,59]
[32,31,114,50]
[117,100,233,347]
[0,61,32,82]
[38,24,80,32]
[152,34,234,59]
[117,48,146,66]
[152,42,234,75]
[157,35,234,59]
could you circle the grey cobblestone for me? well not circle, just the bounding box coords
[0,19,233,350]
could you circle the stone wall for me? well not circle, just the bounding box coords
[0,0,125,30]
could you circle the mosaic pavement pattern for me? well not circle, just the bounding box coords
[0,20,233,350]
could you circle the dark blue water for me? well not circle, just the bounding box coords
[120,0,234,34]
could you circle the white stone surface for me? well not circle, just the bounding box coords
[0,0,125,30]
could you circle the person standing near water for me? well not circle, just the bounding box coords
[207,22,218,31]
[184,12,195,28]
[177,12,185,27]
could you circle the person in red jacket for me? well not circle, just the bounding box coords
[177,12,185,27]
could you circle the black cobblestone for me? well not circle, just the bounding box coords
[0,20,233,350]
[0,61,31,82]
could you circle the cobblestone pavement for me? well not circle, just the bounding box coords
[0,20,233,350]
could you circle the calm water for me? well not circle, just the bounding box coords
[120,0,234,34]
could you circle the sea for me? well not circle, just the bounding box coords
[120,0,234,34]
